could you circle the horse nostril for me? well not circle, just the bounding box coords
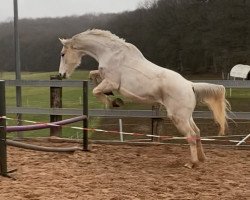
[58,73,66,79]
[56,74,62,80]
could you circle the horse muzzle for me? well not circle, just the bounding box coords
[58,73,67,79]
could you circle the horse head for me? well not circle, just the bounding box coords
[58,38,82,78]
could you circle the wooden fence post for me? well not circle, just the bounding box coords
[82,81,89,151]
[0,80,7,176]
[50,76,62,137]
[151,104,164,142]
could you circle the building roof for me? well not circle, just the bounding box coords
[230,64,250,79]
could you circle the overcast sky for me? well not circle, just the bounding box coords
[0,0,144,22]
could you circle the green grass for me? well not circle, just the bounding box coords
[0,71,151,139]
[1,71,104,108]
[1,71,103,138]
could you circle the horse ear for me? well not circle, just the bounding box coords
[59,38,66,45]
[59,38,71,47]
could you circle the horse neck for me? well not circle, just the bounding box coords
[79,38,119,63]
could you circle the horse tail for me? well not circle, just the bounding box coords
[192,82,231,135]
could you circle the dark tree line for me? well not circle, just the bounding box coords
[0,0,249,75]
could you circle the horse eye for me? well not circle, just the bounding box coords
[61,53,65,57]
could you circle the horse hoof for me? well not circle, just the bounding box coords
[184,162,194,169]
[198,156,207,163]
[104,91,114,96]
[112,98,124,107]
[184,162,198,169]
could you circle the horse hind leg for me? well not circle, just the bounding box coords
[170,115,199,168]
[190,117,206,162]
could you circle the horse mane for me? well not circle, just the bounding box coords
[72,29,144,58]
[77,29,127,45]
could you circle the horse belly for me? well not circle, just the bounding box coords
[119,74,163,104]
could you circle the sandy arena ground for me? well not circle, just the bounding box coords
[0,142,249,200]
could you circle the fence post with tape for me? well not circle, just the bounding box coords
[83,81,89,151]
[50,75,62,137]
[0,80,7,176]
[151,104,164,142]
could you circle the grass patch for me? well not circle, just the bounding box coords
[2,71,102,139]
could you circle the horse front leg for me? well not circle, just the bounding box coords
[92,79,123,108]
[89,70,102,86]
[90,70,124,107]
[89,70,118,96]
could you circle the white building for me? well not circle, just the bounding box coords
[230,64,250,80]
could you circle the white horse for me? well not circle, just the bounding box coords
[58,29,230,168]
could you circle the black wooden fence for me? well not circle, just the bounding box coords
[4,79,250,139]
[0,79,89,176]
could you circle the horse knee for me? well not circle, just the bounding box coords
[169,115,186,133]
[93,88,101,96]
[171,116,197,139]
[89,70,96,79]
[168,115,180,126]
